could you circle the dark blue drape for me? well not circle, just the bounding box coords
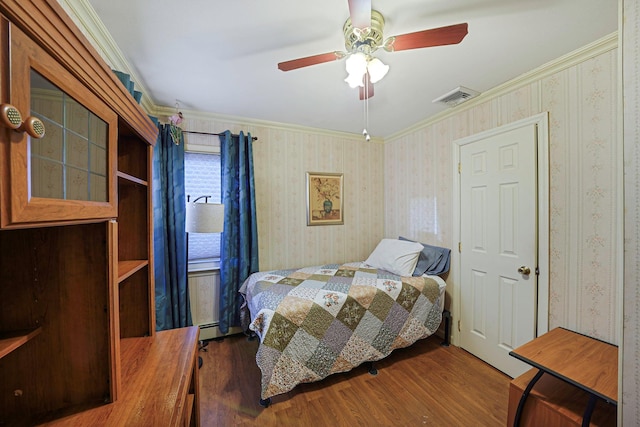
[152,123,191,330]
[112,70,143,103]
[219,130,259,334]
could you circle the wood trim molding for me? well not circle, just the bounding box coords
[0,0,157,145]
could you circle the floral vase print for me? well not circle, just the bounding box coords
[307,172,343,225]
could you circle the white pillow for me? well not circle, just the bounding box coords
[364,238,424,276]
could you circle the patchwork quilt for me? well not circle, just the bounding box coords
[239,261,445,400]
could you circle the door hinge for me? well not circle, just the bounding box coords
[457,320,461,332]
[458,162,461,174]
[458,242,462,253]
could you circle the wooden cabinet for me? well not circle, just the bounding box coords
[117,130,155,340]
[0,14,118,227]
[35,328,200,426]
[0,1,199,425]
[0,223,113,424]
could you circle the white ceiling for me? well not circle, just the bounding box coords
[87,0,617,138]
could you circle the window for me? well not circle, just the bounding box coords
[184,151,222,262]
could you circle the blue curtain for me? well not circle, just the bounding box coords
[112,70,143,103]
[219,130,259,334]
[152,122,191,330]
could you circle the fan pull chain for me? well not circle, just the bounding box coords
[362,73,371,142]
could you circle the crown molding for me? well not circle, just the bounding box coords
[387,31,618,141]
[61,0,615,145]
[153,105,384,143]
[58,0,155,113]
[60,0,379,143]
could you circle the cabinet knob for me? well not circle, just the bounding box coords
[19,116,46,139]
[0,103,23,130]
[0,105,45,139]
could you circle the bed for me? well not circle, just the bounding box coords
[239,238,451,406]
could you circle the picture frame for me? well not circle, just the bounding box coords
[306,172,344,226]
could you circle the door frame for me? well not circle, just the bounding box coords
[450,112,550,347]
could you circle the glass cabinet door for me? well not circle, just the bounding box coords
[2,24,117,226]
[30,71,109,203]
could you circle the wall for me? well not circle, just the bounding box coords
[623,0,640,422]
[61,1,621,346]
[160,109,386,271]
[384,34,621,345]
[63,0,635,414]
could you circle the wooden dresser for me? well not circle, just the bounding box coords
[0,1,199,425]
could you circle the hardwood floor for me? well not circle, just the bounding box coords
[198,333,511,426]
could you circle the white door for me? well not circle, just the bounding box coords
[459,123,537,378]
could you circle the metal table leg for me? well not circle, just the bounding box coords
[582,394,598,427]
[513,369,544,427]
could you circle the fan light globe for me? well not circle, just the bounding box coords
[367,57,389,83]
[344,52,368,88]
[345,52,368,74]
[344,52,389,88]
[345,73,364,88]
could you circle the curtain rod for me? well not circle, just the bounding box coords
[182,130,258,141]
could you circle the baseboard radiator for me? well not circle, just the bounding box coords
[188,269,242,340]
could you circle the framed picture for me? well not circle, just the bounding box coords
[306,172,344,226]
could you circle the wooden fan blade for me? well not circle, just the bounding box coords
[359,75,374,100]
[387,23,468,52]
[278,52,344,72]
[348,0,371,29]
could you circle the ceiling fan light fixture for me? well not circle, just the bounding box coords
[345,52,368,75]
[344,52,389,88]
[345,73,364,88]
[278,2,469,103]
[344,52,368,88]
[367,57,389,83]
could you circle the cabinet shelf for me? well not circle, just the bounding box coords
[0,327,42,359]
[117,171,148,187]
[118,259,149,283]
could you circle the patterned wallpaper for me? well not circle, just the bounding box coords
[384,39,621,345]
[623,0,639,422]
[64,0,636,416]
[166,113,386,272]
[168,34,622,349]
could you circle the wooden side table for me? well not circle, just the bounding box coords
[508,327,617,427]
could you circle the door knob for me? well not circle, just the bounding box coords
[518,266,531,275]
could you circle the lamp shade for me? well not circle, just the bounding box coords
[186,202,224,233]
[344,52,368,88]
[344,53,390,88]
[367,57,389,83]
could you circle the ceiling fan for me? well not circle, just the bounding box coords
[277,0,468,100]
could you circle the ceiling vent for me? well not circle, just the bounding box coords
[432,86,479,107]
